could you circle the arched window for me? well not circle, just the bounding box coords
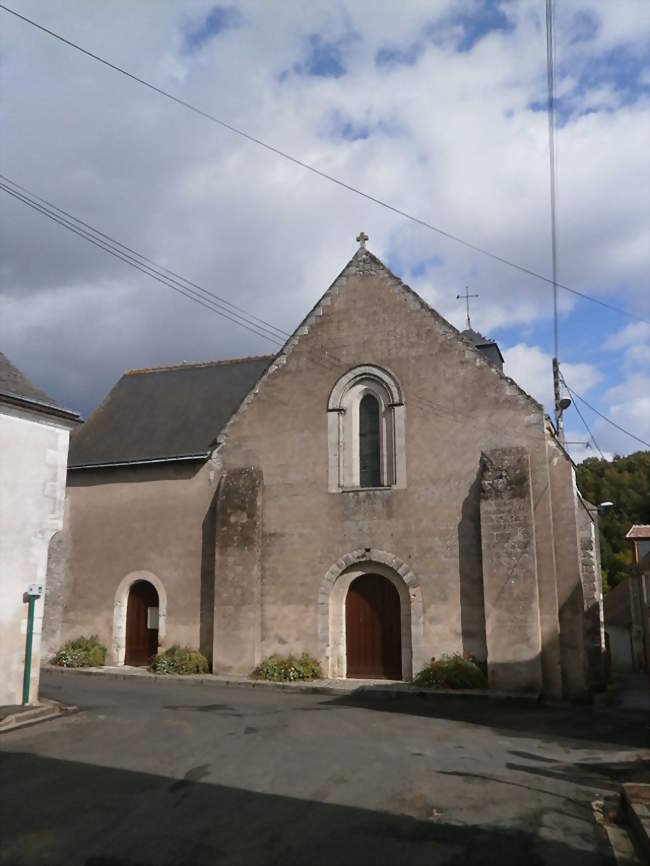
[359,394,381,487]
[327,365,406,492]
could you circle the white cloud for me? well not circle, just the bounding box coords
[502,342,601,412]
[604,322,650,350]
[0,0,648,438]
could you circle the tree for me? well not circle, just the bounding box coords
[576,451,650,591]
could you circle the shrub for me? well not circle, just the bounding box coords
[414,653,487,689]
[150,645,209,675]
[52,635,106,668]
[252,653,322,682]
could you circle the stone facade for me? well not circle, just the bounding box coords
[49,247,604,698]
[479,447,542,692]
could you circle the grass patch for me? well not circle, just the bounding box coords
[414,654,487,689]
[52,635,106,668]
[150,645,209,675]
[252,653,322,682]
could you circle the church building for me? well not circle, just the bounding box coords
[44,240,604,699]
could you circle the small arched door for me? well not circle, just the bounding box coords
[125,580,159,665]
[345,573,402,679]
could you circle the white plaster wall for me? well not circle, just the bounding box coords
[0,407,70,705]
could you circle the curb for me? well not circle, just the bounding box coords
[622,784,650,863]
[0,698,77,735]
[41,665,540,702]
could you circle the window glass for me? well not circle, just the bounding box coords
[359,394,381,487]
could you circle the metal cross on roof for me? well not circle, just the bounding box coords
[456,284,479,330]
[356,231,369,249]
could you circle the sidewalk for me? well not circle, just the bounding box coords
[42,663,540,701]
[0,698,74,734]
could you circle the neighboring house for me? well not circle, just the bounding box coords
[627,525,650,567]
[0,352,80,706]
[603,569,649,673]
[46,243,604,699]
[604,526,650,673]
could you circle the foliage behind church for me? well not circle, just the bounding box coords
[576,451,650,592]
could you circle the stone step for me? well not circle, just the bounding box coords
[622,783,650,864]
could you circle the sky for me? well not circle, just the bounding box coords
[1,0,648,460]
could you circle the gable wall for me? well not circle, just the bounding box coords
[218,256,557,677]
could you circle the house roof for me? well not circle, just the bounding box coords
[626,525,650,540]
[0,351,81,423]
[68,355,274,468]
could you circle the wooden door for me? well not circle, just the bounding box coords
[346,574,402,679]
[125,581,159,666]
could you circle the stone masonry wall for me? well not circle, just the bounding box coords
[213,467,263,674]
[479,447,542,692]
[216,249,561,684]
[577,501,606,688]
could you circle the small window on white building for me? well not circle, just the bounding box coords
[327,365,406,492]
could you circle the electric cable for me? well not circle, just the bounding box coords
[1,4,647,326]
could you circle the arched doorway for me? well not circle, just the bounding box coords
[345,573,402,679]
[125,580,159,666]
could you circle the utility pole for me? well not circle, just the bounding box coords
[553,356,564,443]
[546,0,564,443]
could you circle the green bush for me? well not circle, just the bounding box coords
[252,653,322,682]
[150,645,209,675]
[414,654,487,689]
[52,635,106,668]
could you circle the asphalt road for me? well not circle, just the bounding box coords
[1,672,648,866]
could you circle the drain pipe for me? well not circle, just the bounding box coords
[23,584,43,705]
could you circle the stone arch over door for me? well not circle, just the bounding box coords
[112,571,167,665]
[318,549,424,680]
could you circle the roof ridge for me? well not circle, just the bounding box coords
[125,354,276,376]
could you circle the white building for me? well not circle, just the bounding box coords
[0,352,79,706]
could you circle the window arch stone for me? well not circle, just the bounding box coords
[327,365,406,492]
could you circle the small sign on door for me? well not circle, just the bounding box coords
[147,607,159,630]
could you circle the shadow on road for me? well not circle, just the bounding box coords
[317,688,649,750]
[0,750,605,866]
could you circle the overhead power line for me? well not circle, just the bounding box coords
[1,3,648,327]
[562,376,650,449]
[559,372,606,459]
[5,173,647,451]
[0,174,290,342]
[0,180,287,346]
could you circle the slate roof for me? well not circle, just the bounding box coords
[0,351,80,422]
[68,355,274,468]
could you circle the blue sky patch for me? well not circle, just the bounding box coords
[327,110,404,142]
[375,43,422,68]
[410,255,444,277]
[429,0,514,53]
[530,42,650,123]
[292,32,360,79]
[569,9,599,45]
[184,5,242,52]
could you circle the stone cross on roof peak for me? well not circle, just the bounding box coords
[356,231,369,249]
